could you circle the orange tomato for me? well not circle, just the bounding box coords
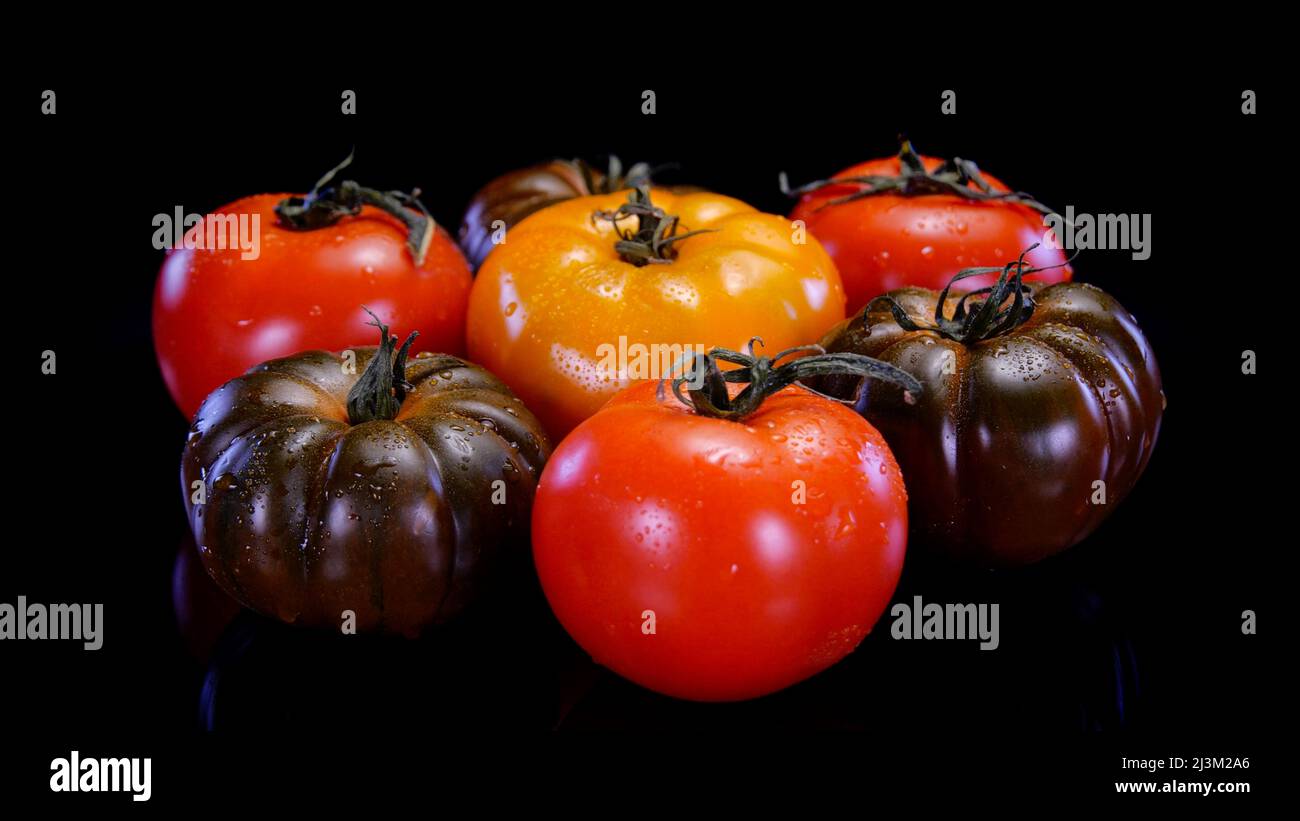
[467,187,846,440]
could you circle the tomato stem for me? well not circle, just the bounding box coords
[576,156,656,195]
[346,307,419,424]
[663,339,923,421]
[866,244,1076,344]
[275,152,435,265]
[592,184,713,266]
[779,137,1056,216]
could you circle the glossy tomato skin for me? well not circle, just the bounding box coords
[154,194,472,419]
[458,160,596,270]
[814,282,1163,566]
[182,348,550,636]
[790,155,1071,314]
[468,189,846,441]
[532,380,907,702]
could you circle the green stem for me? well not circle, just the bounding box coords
[592,184,713,266]
[663,339,922,421]
[866,244,1075,344]
[346,307,419,424]
[576,156,656,195]
[275,152,435,265]
[779,137,1056,216]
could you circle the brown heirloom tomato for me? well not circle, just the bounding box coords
[459,158,673,270]
[814,253,1163,566]
[181,310,550,636]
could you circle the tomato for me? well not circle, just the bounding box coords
[531,345,917,701]
[468,185,846,441]
[458,157,702,270]
[182,311,550,636]
[788,140,1071,314]
[154,159,472,419]
[812,252,1163,566]
[458,157,660,270]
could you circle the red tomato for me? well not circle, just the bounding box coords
[789,144,1071,314]
[532,350,911,701]
[154,193,471,419]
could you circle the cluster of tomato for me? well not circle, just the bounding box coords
[156,143,1163,701]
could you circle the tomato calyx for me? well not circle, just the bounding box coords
[663,339,922,421]
[867,244,1074,344]
[779,138,1056,216]
[592,184,714,266]
[576,156,655,195]
[274,152,435,265]
[346,307,419,424]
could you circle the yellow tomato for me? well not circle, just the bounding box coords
[467,187,845,440]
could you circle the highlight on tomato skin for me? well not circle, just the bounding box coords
[530,345,915,702]
[786,141,1072,315]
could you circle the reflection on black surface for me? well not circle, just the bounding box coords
[172,535,242,664]
[199,543,1139,732]
[199,570,570,732]
[556,558,1140,731]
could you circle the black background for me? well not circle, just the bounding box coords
[1,68,1279,803]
